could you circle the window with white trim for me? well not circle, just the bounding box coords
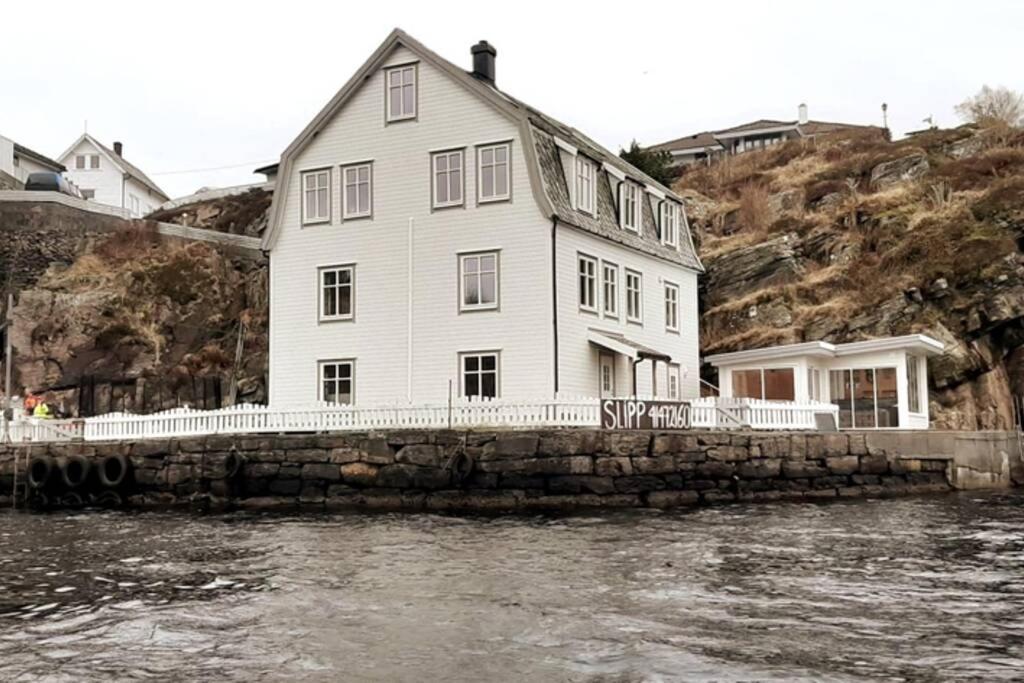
[664,282,679,332]
[602,261,618,318]
[578,254,597,311]
[75,155,85,169]
[477,143,510,202]
[342,164,371,218]
[319,265,354,321]
[575,157,596,214]
[90,154,100,169]
[320,360,354,405]
[386,65,416,121]
[625,269,642,323]
[669,364,680,399]
[432,149,464,208]
[620,182,641,232]
[907,355,922,413]
[460,252,498,311]
[462,352,499,399]
[660,202,679,247]
[302,169,331,224]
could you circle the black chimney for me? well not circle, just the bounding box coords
[471,40,496,85]
[113,141,123,157]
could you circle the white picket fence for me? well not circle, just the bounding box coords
[0,396,838,443]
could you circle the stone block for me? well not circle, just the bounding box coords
[630,455,677,475]
[538,430,601,456]
[788,434,807,460]
[481,435,539,460]
[377,464,450,490]
[851,474,881,485]
[269,479,301,495]
[697,433,731,446]
[244,462,280,478]
[286,449,330,464]
[594,457,633,477]
[131,440,171,457]
[737,459,781,479]
[383,431,432,447]
[547,475,615,495]
[329,448,362,464]
[702,490,736,504]
[848,433,868,456]
[646,490,699,508]
[301,463,341,481]
[825,455,859,475]
[466,472,499,489]
[689,479,717,491]
[519,456,592,476]
[822,433,850,457]
[359,438,395,464]
[751,436,785,459]
[340,462,380,487]
[395,444,444,467]
[614,475,666,493]
[237,496,293,510]
[425,490,522,511]
[177,437,207,453]
[299,482,325,504]
[811,475,848,489]
[278,464,301,479]
[697,461,734,479]
[837,486,865,498]
[730,434,751,447]
[604,432,652,457]
[706,445,749,462]
[782,460,828,478]
[675,450,707,463]
[134,468,160,486]
[890,458,921,475]
[859,454,890,475]
[803,488,839,499]
[921,459,950,472]
[499,473,547,490]
[166,464,191,485]
[651,433,699,456]
[242,478,269,496]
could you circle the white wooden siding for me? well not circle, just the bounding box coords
[269,46,553,407]
[60,139,164,215]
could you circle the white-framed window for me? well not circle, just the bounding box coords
[129,195,140,216]
[477,143,510,202]
[907,355,922,413]
[432,149,464,208]
[664,282,679,332]
[342,164,372,218]
[319,265,354,321]
[319,360,355,405]
[625,269,643,323]
[660,202,679,247]
[81,189,95,200]
[386,64,416,122]
[620,182,641,232]
[301,169,331,225]
[669,364,680,399]
[575,156,596,214]
[578,254,598,312]
[90,154,100,169]
[460,251,498,311]
[75,155,86,169]
[601,261,618,318]
[808,368,822,402]
[461,352,499,399]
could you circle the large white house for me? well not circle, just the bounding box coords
[262,29,704,408]
[0,134,65,189]
[57,134,168,216]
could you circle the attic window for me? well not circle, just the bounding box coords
[386,65,417,122]
[660,202,679,247]
[620,182,640,233]
[575,157,596,215]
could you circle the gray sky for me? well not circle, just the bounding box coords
[5,0,1022,199]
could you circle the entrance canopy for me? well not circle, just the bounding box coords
[587,329,672,362]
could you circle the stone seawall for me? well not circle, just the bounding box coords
[3,429,1020,511]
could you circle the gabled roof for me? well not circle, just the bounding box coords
[12,141,65,172]
[57,133,169,201]
[260,28,702,272]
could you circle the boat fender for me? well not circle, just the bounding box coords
[98,453,131,488]
[58,455,92,489]
[27,455,55,490]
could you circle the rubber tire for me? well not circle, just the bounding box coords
[451,451,475,485]
[98,453,131,488]
[27,456,55,490]
[60,491,86,509]
[223,451,246,479]
[93,490,123,509]
[59,455,92,489]
[27,491,50,511]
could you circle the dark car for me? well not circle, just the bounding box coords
[23,172,82,198]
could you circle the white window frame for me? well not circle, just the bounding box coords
[459,251,499,312]
[385,64,417,122]
[620,182,641,233]
[575,156,596,215]
[669,364,680,399]
[601,261,618,319]
[664,281,680,333]
[301,168,331,225]
[460,351,500,399]
[89,154,100,169]
[625,269,643,324]
[319,359,355,405]
[907,355,922,414]
[318,265,355,322]
[75,155,86,170]
[477,143,511,203]
[342,163,372,219]
[660,202,679,247]
[432,149,465,208]
[578,254,598,312]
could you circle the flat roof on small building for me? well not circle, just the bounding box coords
[704,334,945,366]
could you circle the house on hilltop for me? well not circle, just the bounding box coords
[56,134,169,217]
[650,104,879,166]
[0,134,65,189]
[261,29,703,407]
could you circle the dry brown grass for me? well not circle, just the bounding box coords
[737,183,772,234]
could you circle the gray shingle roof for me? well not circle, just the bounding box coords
[13,142,64,172]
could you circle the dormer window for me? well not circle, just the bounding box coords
[386,64,417,122]
[660,201,679,247]
[620,182,641,232]
[575,157,596,215]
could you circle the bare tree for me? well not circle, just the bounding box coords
[955,85,1024,127]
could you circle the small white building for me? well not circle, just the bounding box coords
[262,29,704,408]
[56,134,169,216]
[0,134,65,188]
[705,335,945,430]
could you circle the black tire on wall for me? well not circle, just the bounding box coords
[58,455,92,489]
[93,490,123,509]
[60,491,86,509]
[223,450,246,479]
[98,454,131,488]
[27,456,56,490]
[27,491,50,511]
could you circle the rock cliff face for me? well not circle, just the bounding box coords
[681,125,1024,429]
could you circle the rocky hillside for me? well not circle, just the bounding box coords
[678,124,1024,429]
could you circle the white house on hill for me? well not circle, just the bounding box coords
[57,134,169,217]
[262,29,704,408]
[0,134,65,188]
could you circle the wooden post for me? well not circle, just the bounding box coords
[4,293,12,413]
[228,321,246,406]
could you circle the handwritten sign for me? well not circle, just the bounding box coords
[600,399,692,430]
